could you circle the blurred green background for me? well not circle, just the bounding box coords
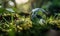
[0,0,60,36]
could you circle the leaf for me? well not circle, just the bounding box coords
[6,8,15,13]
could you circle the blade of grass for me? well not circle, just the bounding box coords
[2,17,9,24]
